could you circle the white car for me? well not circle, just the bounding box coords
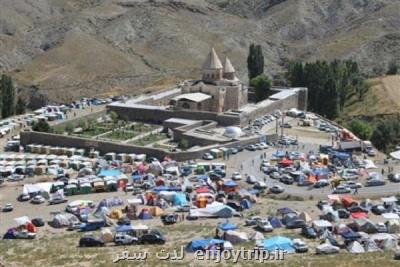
[231,172,242,181]
[114,233,139,245]
[256,219,273,232]
[270,185,284,194]
[124,184,134,192]
[343,181,362,189]
[332,185,352,194]
[202,153,214,160]
[31,195,45,204]
[293,239,308,253]
[259,142,269,149]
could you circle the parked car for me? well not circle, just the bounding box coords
[280,175,294,185]
[297,180,313,187]
[269,172,281,180]
[293,239,308,253]
[2,203,13,212]
[68,221,82,231]
[114,233,139,245]
[388,173,400,183]
[366,179,386,187]
[202,153,214,160]
[31,218,45,227]
[231,172,242,181]
[124,184,134,192]
[256,219,274,232]
[270,185,284,194]
[14,230,36,239]
[376,222,388,233]
[371,204,386,215]
[301,226,317,238]
[286,219,306,229]
[245,216,262,226]
[31,195,45,204]
[367,149,376,157]
[314,179,329,188]
[79,235,105,247]
[17,193,30,202]
[343,181,362,189]
[140,233,166,245]
[49,197,68,205]
[337,209,350,219]
[332,185,352,194]
[245,145,257,151]
[117,217,131,226]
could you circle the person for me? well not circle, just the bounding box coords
[252,159,254,166]
[382,168,385,175]
[354,187,358,195]
[240,164,243,170]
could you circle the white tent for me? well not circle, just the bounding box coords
[189,202,239,218]
[387,220,400,234]
[225,230,249,244]
[312,220,333,232]
[14,216,30,226]
[316,243,340,254]
[370,233,398,250]
[347,241,365,253]
[382,213,400,220]
[390,150,400,160]
[23,182,52,196]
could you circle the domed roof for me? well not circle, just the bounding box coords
[223,126,242,139]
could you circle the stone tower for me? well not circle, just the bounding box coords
[223,56,236,80]
[202,48,223,82]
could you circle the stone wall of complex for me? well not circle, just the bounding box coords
[21,131,277,161]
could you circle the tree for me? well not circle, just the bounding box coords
[321,78,338,120]
[288,61,305,87]
[371,121,393,152]
[65,123,74,133]
[179,139,190,150]
[15,96,26,115]
[348,119,373,140]
[247,44,264,81]
[109,111,119,124]
[32,120,51,133]
[0,74,15,118]
[250,74,272,102]
[387,61,398,75]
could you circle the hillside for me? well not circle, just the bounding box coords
[0,0,399,103]
[342,74,400,119]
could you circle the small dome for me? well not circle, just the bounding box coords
[223,126,242,139]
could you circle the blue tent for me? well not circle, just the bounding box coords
[116,225,133,232]
[272,151,286,158]
[277,207,296,215]
[154,186,181,192]
[218,221,238,231]
[269,217,283,228]
[138,209,153,220]
[196,175,209,181]
[240,199,252,209]
[341,230,361,240]
[99,169,122,177]
[173,193,188,206]
[262,236,294,253]
[223,181,238,187]
[132,170,142,181]
[186,239,225,252]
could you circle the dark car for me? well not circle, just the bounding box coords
[209,172,223,181]
[17,193,30,202]
[301,226,317,238]
[388,173,400,183]
[226,202,244,212]
[280,175,294,185]
[297,180,313,187]
[371,204,386,215]
[161,214,178,225]
[365,179,386,187]
[140,234,166,245]
[79,235,105,247]
[235,146,243,152]
[347,206,369,214]
[117,217,131,226]
[314,179,329,188]
[337,209,350,219]
[286,219,306,229]
[31,218,45,227]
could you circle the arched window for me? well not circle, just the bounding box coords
[182,103,190,109]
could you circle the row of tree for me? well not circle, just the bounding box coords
[287,60,368,119]
[0,74,26,118]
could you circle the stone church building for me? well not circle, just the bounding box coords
[171,48,248,113]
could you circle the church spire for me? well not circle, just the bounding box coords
[202,47,223,70]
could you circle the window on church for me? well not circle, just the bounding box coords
[182,103,190,109]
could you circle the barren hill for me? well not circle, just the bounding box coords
[0,0,399,103]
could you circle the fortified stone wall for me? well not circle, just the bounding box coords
[21,131,277,161]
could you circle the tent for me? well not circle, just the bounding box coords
[316,243,340,254]
[186,239,225,252]
[240,199,252,210]
[279,158,293,167]
[101,228,114,243]
[218,221,238,231]
[341,230,361,241]
[51,213,79,228]
[347,241,365,253]
[354,219,377,234]
[312,220,333,233]
[364,239,381,252]
[138,208,153,220]
[172,193,188,206]
[224,230,249,244]
[149,206,164,216]
[387,220,400,233]
[269,217,283,228]
[189,202,239,218]
[299,212,312,223]
[109,209,123,220]
[251,231,264,241]
[222,181,238,193]
[116,225,134,233]
[351,211,368,219]
[262,236,294,253]
[370,233,398,250]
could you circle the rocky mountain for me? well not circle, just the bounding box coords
[0,0,399,103]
